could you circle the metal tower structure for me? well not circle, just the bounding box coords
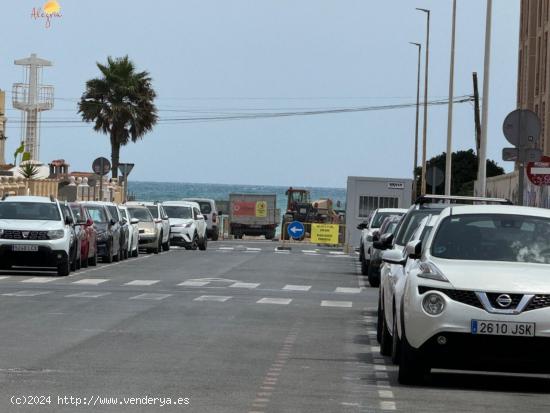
[0,89,6,165]
[12,53,54,161]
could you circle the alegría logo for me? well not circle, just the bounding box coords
[31,1,62,29]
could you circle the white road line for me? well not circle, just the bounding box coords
[66,292,111,298]
[178,281,209,287]
[73,278,109,285]
[129,293,171,300]
[0,276,10,280]
[335,287,362,294]
[3,290,51,297]
[374,365,387,371]
[329,251,346,255]
[375,372,389,379]
[282,284,311,291]
[21,277,58,283]
[124,280,160,286]
[321,300,353,308]
[230,282,260,289]
[218,247,234,250]
[370,345,381,353]
[246,247,262,251]
[380,401,397,410]
[194,295,232,302]
[378,390,394,399]
[257,298,292,305]
[301,249,318,253]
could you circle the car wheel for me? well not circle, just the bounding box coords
[190,233,199,250]
[163,238,170,252]
[368,262,380,287]
[376,293,383,344]
[104,243,113,263]
[380,310,392,356]
[198,234,207,251]
[211,231,219,241]
[57,258,70,277]
[113,247,120,262]
[132,247,139,258]
[361,259,369,276]
[70,248,78,272]
[76,255,81,270]
[359,245,364,262]
[398,330,428,385]
[157,235,163,254]
[391,312,401,365]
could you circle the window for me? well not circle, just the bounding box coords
[0,202,61,221]
[146,205,158,219]
[164,206,192,219]
[128,207,153,222]
[358,196,398,218]
[86,206,108,223]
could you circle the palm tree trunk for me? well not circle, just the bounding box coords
[111,132,120,179]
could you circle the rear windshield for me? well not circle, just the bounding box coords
[395,210,438,246]
[86,206,108,223]
[0,202,61,221]
[186,200,212,214]
[128,207,153,222]
[164,206,193,219]
[146,206,158,218]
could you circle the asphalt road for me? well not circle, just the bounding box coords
[0,240,549,412]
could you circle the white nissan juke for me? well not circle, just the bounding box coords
[383,205,550,385]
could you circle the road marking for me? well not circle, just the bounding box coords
[73,278,109,285]
[21,277,58,283]
[378,390,394,398]
[66,292,111,298]
[321,300,353,308]
[380,401,397,410]
[329,251,346,255]
[218,247,234,250]
[0,276,10,280]
[124,280,160,286]
[335,287,362,294]
[257,298,292,305]
[301,249,318,253]
[178,280,209,287]
[374,365,387,371]
[376,380,391,388]
[282,284,311,291]
[246,247,262,251]
[3,290,51,297]
[375,372,389,379]
[230,282,260,289]
[194,295,232,302]
[129,293,171,300]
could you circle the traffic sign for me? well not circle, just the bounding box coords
[426,166,444,191]
[118,163,135,177]
[502,109,541,147]
[311,224,339,244]
[527,156,550,186]
[287,221,305,240]
[521,148,543,163]
[502,147,519,162]
[92,157,111,176]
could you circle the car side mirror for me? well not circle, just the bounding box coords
[406,240,422,260]
[130,218,139,225]
[162,217,169,221]
[372,232,380,242]
[122,217,128,224]
[197,214,205,220]
[382,250,407,266]
[218,210,223,216]
[110,219,116,226]
[357,222,368,230]
[65,216,74,225]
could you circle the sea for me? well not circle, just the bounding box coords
[127,181,347,215]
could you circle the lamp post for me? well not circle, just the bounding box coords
[445,0,457,196]
[416,8,430,195]
[410,42,422,200]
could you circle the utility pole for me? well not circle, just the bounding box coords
[477,0,493,197]
[417,8,431,195]
[445,0,457,196]
[472,72,482,153]
[410,42,422,200]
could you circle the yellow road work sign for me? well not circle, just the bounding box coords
[311,224,339,244]
[255,201,267,218]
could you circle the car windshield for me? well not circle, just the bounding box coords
[431,214,550,264]
[128,208,153,222]
[86,206,108,223]
[395,210,437,246]
[146,206,158,218]
[0,202,60,221]
[198,202,212,214]
[371,212,402,228]
[164,206,193,219]
[107,206,119,222]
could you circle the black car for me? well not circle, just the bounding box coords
[83,203,121,263]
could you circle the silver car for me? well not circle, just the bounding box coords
[126,205,161,254]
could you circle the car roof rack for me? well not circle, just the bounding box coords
[415,194,512,206]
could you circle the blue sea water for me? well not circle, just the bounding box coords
[127,181,347,214]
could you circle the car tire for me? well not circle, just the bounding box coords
[377,293,383,344]
[132,247,139,258]
[157,235,163,254]
[198,235,207,251]
[359,245,364,262]
[57,259,70,277]
[163,238,170,252]
[113,247,120,262]
[398,331,428,385]
[380,311,392,356]
[104,243,113,263]
[361,259,369,276]
[391,312,401,365]
[368,262,380,287]
[70,249,78,272]
[190,233,199,250]
[211,231,219,241]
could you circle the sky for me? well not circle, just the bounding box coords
[1,0,520,188]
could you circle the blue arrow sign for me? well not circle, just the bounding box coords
[287,221,305,240]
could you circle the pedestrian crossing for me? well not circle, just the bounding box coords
[214,246,354,258]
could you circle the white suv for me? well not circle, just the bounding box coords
[385,205,550,384]
[0,195,77,276]
[162,201,207,250]
[182,198,219,240]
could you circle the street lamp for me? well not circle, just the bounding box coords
[409,41,422,199]
[445,0,457,196]
[416,8,430,195]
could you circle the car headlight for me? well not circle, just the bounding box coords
[47,229,65,240]
[417,262,449,282]
[422,293,445,316]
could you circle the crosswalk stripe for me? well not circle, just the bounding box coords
[129,293,171,300]
[257,298,292,305]
[194,295,232,302]
[246,248,262,251]
[21,277,58,283]
[66,292,111,298]
[124,280,160,286]
[73,278,109,285]
[0,276,10,281]
[321,300,353,308]
[178,281,209,287]
[3,290,51,297]
[283,285,311,291]
[230,282,260,289]
[218,247,234,250]
[335,287,362,294]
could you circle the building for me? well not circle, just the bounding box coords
[518,0,550,154]
[345,176,413,248]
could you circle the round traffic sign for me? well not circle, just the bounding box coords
[287,221,305,240]
[502,109,541,147]
[426,166,444,188]
[527,156,550,186]
[92,157,111,176]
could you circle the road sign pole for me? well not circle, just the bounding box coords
[518,162,525,206]
[99,158,103,201]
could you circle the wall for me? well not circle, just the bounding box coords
[0,176,59,198]
[485,170,550,208]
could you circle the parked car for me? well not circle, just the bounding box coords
[385,205,550,385]
[126,204,161,254]
[366,214,403,287]
[162,201,207,250]
[82,202,122,263]
[358,208,408,276]
[70,202,98,267]
[142,202,170,251]
[0,195,78,276]
[182,198,219,240]
[59,202,82,272]
[104,202,129,260]
[119,205,139,258]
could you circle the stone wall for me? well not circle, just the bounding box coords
[0,176,59,198]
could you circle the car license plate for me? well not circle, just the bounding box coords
[12,245,38,252]
[471,320,535,337]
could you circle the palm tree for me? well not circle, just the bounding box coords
[78,56,158,178]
